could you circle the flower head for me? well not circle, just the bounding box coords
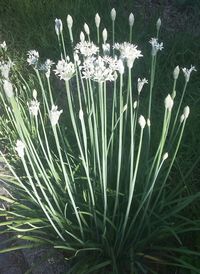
[138,115,146,129]
[27,50,39,66]
[39,59,54,78]
[182,66,196,82]
[15,140,25,158]
[75,41,99,57]
[84,23,90,36]
[28,100,40,117]
[137,78,148,94]
[54,57,75,81]
[67,15,73,29]
[50,105,63,126]
[129,13,134,27]
[114,42,143,68]
[149,38,163,56]
[0,41,7,51]
[164,94,174,111]
[111,8,116,21]
[81,55,118,82]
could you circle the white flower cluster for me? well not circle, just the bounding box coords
[27,50,39,66]
[0,41,7,51]
[81,55,118,82]
[114,42,143,68]
[149,38,164,56]
[75,41,99,57]
[39,59,54,78]
[54,57,75,81]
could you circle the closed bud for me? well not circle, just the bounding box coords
[79,109,84,121]
[55,18,63,36]
[133,101,137,109]
[138,115,146,129]
[180,114,185,123]
[67,15,73,29]
[33,89,37,99]
[102,28,108,44]
[129,13,134,27]
[162,152,168,161]
[173,65,180,80]
[164,94,174,111]
[95,13,101,28]
[183,106,190,120]
[156,18,161,32]
[80,31,85,42]
[111,8,116,21]
[84,23,90,35]
[147,118,151,127]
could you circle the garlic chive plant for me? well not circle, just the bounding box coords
[0,10,198,274]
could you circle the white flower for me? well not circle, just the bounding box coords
[95,13,101,28]
[173,65,180,80]
[54,57,75,81]
[138,115,146,129]
[81,55,118,82]
[50,105,63,126]
[137,78,148,94]
[15,140,25,158]
[0,60,13,79]
[111,8,116,21]
[114,42,143,68]
[164,94,174,111]
[129,13,134,27]
[84,23,90,35]
[67,15,73,29]
[28,100,40,117]
[75,41,99,57]
[3,80,14,98]
[27,50,39,66]
[149,38,164,56]
[39,59,54,77]
[0,41,7,51]
[182,66,196,82]
[55,18,63,36]
[102,28,108,44]
[102,43,110,55]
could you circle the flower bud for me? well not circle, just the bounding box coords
[164,94,174,111]
[129,13,134,27]
[138,115,146,129]
[156,18,161,32]
[80,31,85,42]
[111,8,116,21]
[33,89,37,99]
[102,28,108,44]
[67,15,73,29]
[79,109,84,121]
[180,114,185,123]
[55,18,63,36]
[84,23,90,36]
[133,101,137,109]
[183,106,190,120]
[173,65,180,80]
[147,118,151,127]
[95,13,101,28]
[162,152,168,161]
